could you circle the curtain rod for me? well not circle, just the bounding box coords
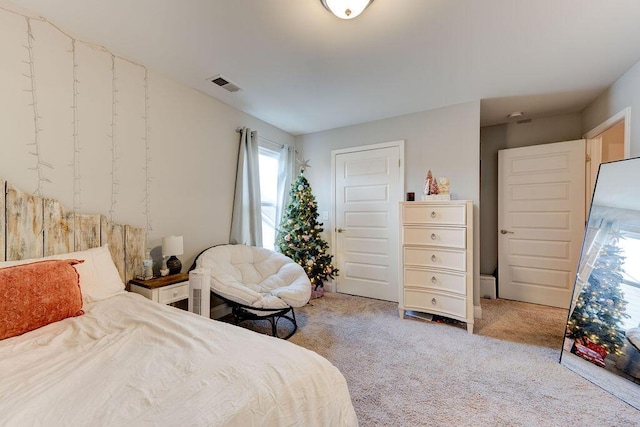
[235,126,287,149]
[235,126,255,134]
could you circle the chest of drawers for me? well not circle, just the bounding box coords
[399,201,474,333]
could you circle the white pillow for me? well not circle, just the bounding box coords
[0,245,125,302]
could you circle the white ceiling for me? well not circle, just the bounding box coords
[10,0,640,135]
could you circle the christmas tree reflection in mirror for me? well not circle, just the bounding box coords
[560,157,640,410]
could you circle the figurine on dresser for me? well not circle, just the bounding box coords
[422,170,452,201]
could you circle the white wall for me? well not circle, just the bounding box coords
[296,101,482,310]
[583,59,640,157]
[479,114,582,276]
[0,5,294,271]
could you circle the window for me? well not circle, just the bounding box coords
[258,145,280,250]
[258,139,294,251]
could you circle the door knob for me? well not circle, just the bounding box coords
[337,228,345,233]
[500,229,514,234]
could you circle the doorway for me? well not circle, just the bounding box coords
[331,141,404,302]
[585,113,628,212]
[494,109,628,308]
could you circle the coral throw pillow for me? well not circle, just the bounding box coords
[0,259,84,340]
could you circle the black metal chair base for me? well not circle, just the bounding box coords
[212,291,299,340]
[231,305,298,340]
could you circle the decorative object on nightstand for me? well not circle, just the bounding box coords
[162,235,184,275]
[129,273,190,306]
[142,248,153,280]
[160,257,169,277]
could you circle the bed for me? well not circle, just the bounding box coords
[0,180,358,426]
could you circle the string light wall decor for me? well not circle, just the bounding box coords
[1,4,154,238]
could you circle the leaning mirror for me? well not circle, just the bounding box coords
[560,157,640,409]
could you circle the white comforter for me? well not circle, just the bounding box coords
[0,292,358,426]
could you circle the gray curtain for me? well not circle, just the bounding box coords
[230,128,262,246]
[275,145,296,231]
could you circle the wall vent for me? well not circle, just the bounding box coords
[208,74,242,93]
[516,118,532,124]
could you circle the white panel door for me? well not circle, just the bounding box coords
[498,140,585,308]
[334,142,403,301]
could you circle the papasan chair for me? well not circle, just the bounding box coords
[191,244,312,339]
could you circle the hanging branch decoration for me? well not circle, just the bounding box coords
[23,17,53,196]
[142,68,153,234]
[71,38,82,215]
[108,54,119,222]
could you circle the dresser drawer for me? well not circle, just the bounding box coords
[404,268,466,294]
[404,247,466,271]
[403,226,466,249]
[158,281,189,304]
[404,289,466,319]
[402,204,466,225]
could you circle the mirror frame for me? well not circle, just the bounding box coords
[560,157,640,410]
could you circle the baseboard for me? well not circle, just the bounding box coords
[474,304,482,320]
[210,303,232,319]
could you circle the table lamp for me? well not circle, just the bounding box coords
[162,235,184,275]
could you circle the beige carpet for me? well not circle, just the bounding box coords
[226,294,639,426]
[474,298,568,349]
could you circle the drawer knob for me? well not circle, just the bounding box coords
[431,276,437,284]
[173,290,178,297]
[431,211,436,218]
[431,298,437,305]
[431,233,437,240]
[431,254,437,262]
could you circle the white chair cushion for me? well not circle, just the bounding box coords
[196,245,312,309]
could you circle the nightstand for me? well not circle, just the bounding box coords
[129,273,190,306]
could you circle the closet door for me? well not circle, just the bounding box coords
[333,141,404,302]
[498,139,585,308]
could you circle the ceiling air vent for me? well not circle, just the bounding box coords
[208,74,242,93]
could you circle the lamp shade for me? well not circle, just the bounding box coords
[162,235,184,257]
[321,0,373,19]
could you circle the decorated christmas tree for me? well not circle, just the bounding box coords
[276,168,338,291]
[567,241,630,357]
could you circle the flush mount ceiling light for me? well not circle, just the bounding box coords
[321,0,374,19]
[507,111,524,119]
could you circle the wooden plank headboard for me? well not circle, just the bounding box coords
[1,180,146,283]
